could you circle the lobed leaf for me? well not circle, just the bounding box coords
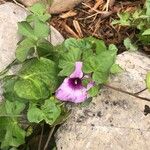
[18,21,37,40]
[27,98,61,125]
[16,38,35,62]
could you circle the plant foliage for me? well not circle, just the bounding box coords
[112,0,150,45]
[0,2,121,149]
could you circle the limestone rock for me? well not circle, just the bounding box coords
[18,0,39,6]
[49,0,84,14]
[0,2,27,72]
[55,52,150,150]
[17,0,84,14]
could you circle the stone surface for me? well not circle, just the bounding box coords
[0,2,27,72]
[0,2,64,101]
[55,52,150,150]
[49,0,84,14]
[18,0,84,14]
[18,0,39,6]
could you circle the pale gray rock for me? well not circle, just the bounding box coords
[18,0,39,6]
[49,26,64,46]
[49,0,84,14]
[17,0,84,14]
[0,2,64,101]
[55,52,150,150]
[0,2,27,72]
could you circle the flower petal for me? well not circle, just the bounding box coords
[55,78,87,103]
[70,61,83,78]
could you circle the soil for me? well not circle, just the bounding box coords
[50,0,150,54]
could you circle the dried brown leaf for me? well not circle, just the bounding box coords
[64,24,79,38]
[60,10,77,19]
[73,20,83,37]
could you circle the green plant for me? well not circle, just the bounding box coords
[112,0,150,45]
[0,2,124,149]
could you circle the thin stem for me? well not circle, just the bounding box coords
[0,59,17,77]
[34,46,40,59]
[38,124,44,150]
[0,114,23,117]
[12,0,28,11]
[44,126,55,150]
[104,84,150,102]
[134,88,147,95]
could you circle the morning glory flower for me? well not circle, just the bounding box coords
[55,61,93,103]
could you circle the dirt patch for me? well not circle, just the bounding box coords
[50,0,146,53]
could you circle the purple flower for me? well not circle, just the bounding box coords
[55,62,93,103]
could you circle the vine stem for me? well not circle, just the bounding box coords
[38,124,44,150]
[0,59,18,80]
[12,0,28,11]
[44,126,55,150]
[104,84,150,102]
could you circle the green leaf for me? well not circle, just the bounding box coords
[145,0,150,16]
[14,58,58,101]
[16,38,35,62]
[110,64,123,74]
[27,13,51,23]
[83,49,117,81]
[83,56,96,73]
[53,106,71,125]
[27,97,61,125]
[124,38,138,51]
[29,2,46,16]
[0,117,25,149]
[111,12,131,26]
[58,48,82,76]
[146,72,150,91]
[0,101,26,149]
[92,71,109,84]
[38,14,51,22]
[18,21,37,40]
[88,85,99,97]
[19,58,59,91]
[3,76,28,102]
[108,44,118,52]
[41,98,61,125]
[58,63,74,76]
[36,39,54,57]
[85,36,107,54]
[142,28,150,35]
[64,38,91,51]
[138,33,150,45]
[61,48,82,63]
[34,20,50,38]
[96,50,117,72]
[27,103,45,123]
[82,49,93,61]
[14,78,50,101]
[0,102,6,116]
[5,100,25,116]
[28,2,51,23]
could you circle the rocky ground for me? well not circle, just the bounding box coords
[0,1,150,150]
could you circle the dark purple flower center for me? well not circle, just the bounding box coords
[68,78,82,89]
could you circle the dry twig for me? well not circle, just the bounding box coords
[73,20,83,37]
[64,24,79,38]
[12,0,28,11]
[105,84,150,102]
[38,124,44,150]
[60,10,77,19]
[44,126,56,150]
